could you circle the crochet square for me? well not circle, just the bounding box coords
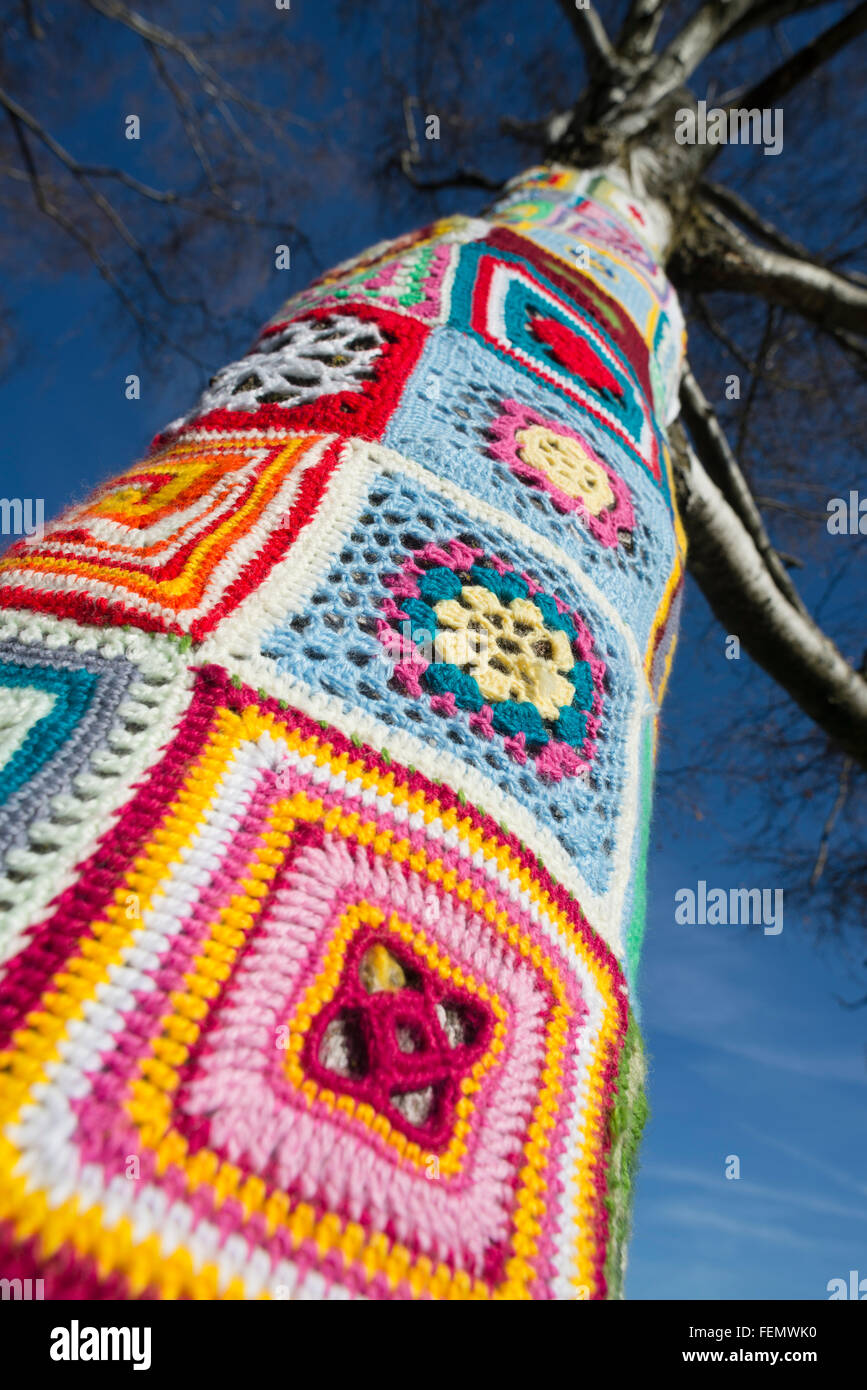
[447,238,666,492]
[274,222,471,326]
[204,438,643,920]
[382,325,677,644]
[490,176,685,424]
[0,667,637,1300]
[163,305,430,442]
[0,430,341,639]
[0,611,191,962]
[494,171,672,292]
[483,225,656,402]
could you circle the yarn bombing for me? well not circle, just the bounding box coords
[0,165,686,1300]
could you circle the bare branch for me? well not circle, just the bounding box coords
[724,0,841,45]
[701,181,811,262]
[810,756,854,886]
[828,327,867,374]
[145,40,221,197]
[691,293,813,392]
[675,203,867,336]
[679,363,808,616]
[613,0,758,135]
[83,0,309,149]
[733,304,775,461]
[2,101,202,366]
[670,418,867,769]
[725,0,867,116]
[556,0,621,79]
[0,82,211,314]
[616,0,668,62]
[21,0,45,41]
[500,113,556,144]
[394,149,502,193]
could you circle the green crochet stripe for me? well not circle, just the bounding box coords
[625,720,655,982]
[604,1013,649,1300]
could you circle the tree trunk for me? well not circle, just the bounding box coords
[0,163,685,1300]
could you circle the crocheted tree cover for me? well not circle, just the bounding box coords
[0,166,685,1300]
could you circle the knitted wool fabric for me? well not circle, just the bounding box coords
[0,165,686,1301]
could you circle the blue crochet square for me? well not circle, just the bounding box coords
[383,325,676,646]
[260,465,639,897]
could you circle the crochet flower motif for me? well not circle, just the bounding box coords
[378,537,605,782]
[489,400,634,547]
[301,931,495,1150]
[168,312,387,428]
[434,585,577,720]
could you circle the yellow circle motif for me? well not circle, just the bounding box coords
[515,426,615,515]
[433,586,575,718]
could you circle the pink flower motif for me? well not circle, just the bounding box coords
[383,571,421,599]
[418,542,458,568]
[393,660,427,698]
[379,597,409,623]
[381,539,607,784]
[447,539,481,570]
[488,400,634,548]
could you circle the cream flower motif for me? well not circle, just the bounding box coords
[515,425,615,516]
[434,585,575,718]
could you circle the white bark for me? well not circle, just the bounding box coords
[673,425,867,768]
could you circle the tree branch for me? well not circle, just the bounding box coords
[675,203,867,336]
[691,293,813,392]
[616,0,668,62]
[556,0,621,79]
[701,181,811,262]
[613,0,758,135]
[679,363,808,616]
[2,101,202,366]
[725,0,867,116]
[810,755,854,886]
[723,0,841,45]
[395,150,502,192]
[670,418,867,769]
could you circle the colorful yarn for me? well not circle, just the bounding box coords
[0,164,685,1299]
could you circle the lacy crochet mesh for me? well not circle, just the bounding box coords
[172,312,387,426]
[383,328,674,645]
[259,465,632,889]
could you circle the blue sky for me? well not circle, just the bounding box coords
[0,0,864,1300]
[630,687,867,1299]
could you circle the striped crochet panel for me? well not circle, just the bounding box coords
[0,165,684,1300]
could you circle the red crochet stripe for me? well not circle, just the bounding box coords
[0,440,342,640]
[152,304,429,451]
